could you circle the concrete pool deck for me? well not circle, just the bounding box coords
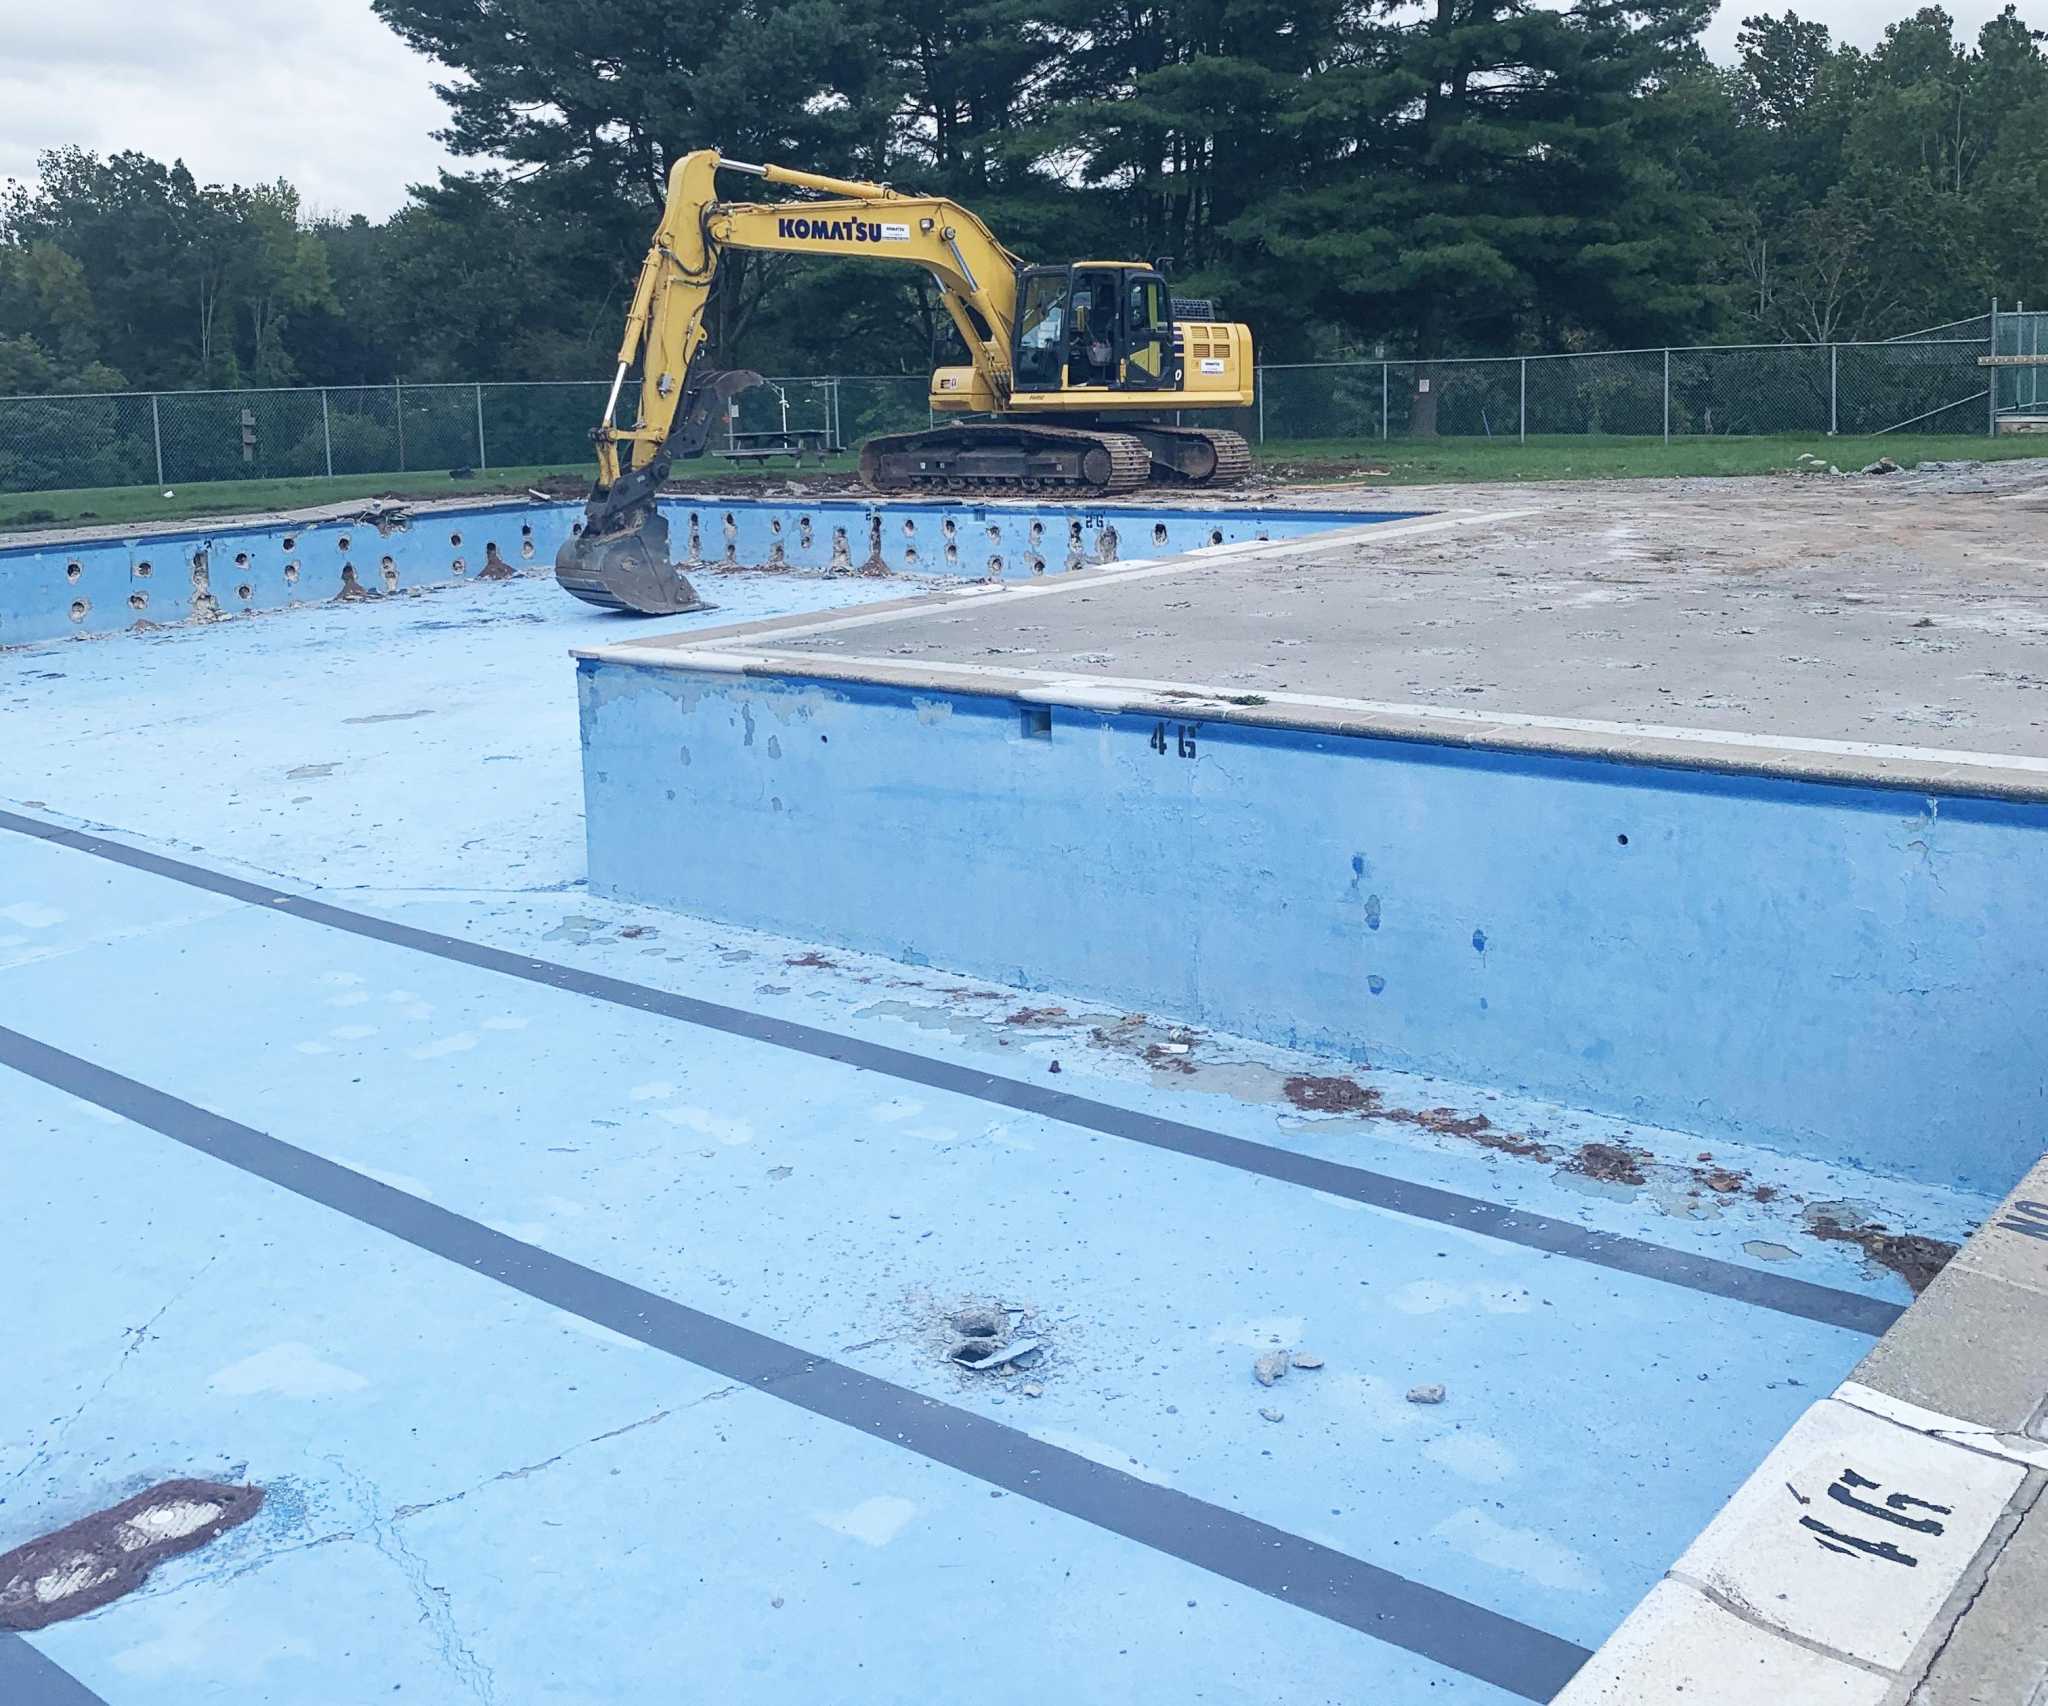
[3,470,2045,1703]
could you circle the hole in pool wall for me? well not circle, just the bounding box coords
[904,547,920,566]
[1617,833,1630,846]
[234,552,249,568]
[1068,520,1082,546]
[68,599,87,623]
[450,531,463,547]
[902,517,916,537]
[1209,529,1224,546]
[190,551,209,589]
[128,592,147,612]
[283,563,299,585]
[1098,525,1120,561]
[236,583,253,602]
[1029,555,1046,575]
[1153,524,1168,546]
[338,536,351,552]
[381,555,399,591]
[1020,705,1052,739]
[1029,520,1044,545]
[451,557,466,574]
[282,535,296,551]
[943,517,957,538]
[798,516,813,551]
[987,554,1005,576]
[65,561,81,582]
[134,561,152,579]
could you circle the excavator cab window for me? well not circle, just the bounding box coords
[1123,273,1172,390]
[1069,270,1121,386]
[1015,269,1069,392]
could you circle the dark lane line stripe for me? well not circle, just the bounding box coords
[0,1633,112,1705]
[0,809,1901,1338]
[0,1027,1588,1701]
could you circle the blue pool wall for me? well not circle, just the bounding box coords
[578,661,2048,1195]
[0,497,1418,647]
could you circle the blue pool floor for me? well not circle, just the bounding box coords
[0,564,1992,1704]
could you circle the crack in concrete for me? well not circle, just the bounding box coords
[1667,1568,1899,1679]
[6,1253,219,1489]
[1894,1472,2046,1700]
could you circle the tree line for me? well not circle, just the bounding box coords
[2,1,2043,401]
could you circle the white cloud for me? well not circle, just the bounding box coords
[0,0,475,219]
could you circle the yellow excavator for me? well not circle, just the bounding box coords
[556,148,1256,611]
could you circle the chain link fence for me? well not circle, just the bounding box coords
[1,323,2040,498]
[1254,334,2005,447]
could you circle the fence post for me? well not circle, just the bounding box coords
[1662,349,1670,445]
[1989,297,2000,437]
[150,394,164,488]
[394,378,406,470]
[320,389,334,477]
[474,382,488,471]
[1381,362,1389,441]
[1518,357,1527,445]
[1829,344,1838,435]
[1255,366,1265,444]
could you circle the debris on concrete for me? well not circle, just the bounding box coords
[1407,1383,1447,1405]
[476,542,518,581]
[1804,1201,1958,1293]
[1564,1141,1652,1187]
[1282,1074,1378,1113]
[1021,1382,1044,1399]
[1259,1407,1284,1423]
[1254,1351,1291,1387]
[1290,1352,1325,1371]
[0,1479,263,1631]
[950,1337,1042,1372]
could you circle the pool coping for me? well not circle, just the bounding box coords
[572,513,2048,805]
[1554,1151,2048,1703]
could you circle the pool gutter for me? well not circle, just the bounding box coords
[1555,1151,2048,1702]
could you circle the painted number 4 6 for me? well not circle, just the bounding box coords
[1151,721,1197,759]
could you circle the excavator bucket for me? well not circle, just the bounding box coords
[554,510,704,615]
[554,367,763,615]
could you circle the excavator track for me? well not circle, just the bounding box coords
[861,422,1151,496]
[1120,424,1254,486]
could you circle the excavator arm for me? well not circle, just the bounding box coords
[555,149,1026,611]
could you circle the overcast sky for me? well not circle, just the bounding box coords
[0,0,2035,222]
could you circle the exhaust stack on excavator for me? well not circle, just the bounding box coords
[556,148,1255,614]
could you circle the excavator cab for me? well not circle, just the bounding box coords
[1013,264,1175,394]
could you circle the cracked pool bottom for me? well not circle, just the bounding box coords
[0,1478,263,1629]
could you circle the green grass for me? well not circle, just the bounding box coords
[3,431,2042,532]
[1250,431,2048,484]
